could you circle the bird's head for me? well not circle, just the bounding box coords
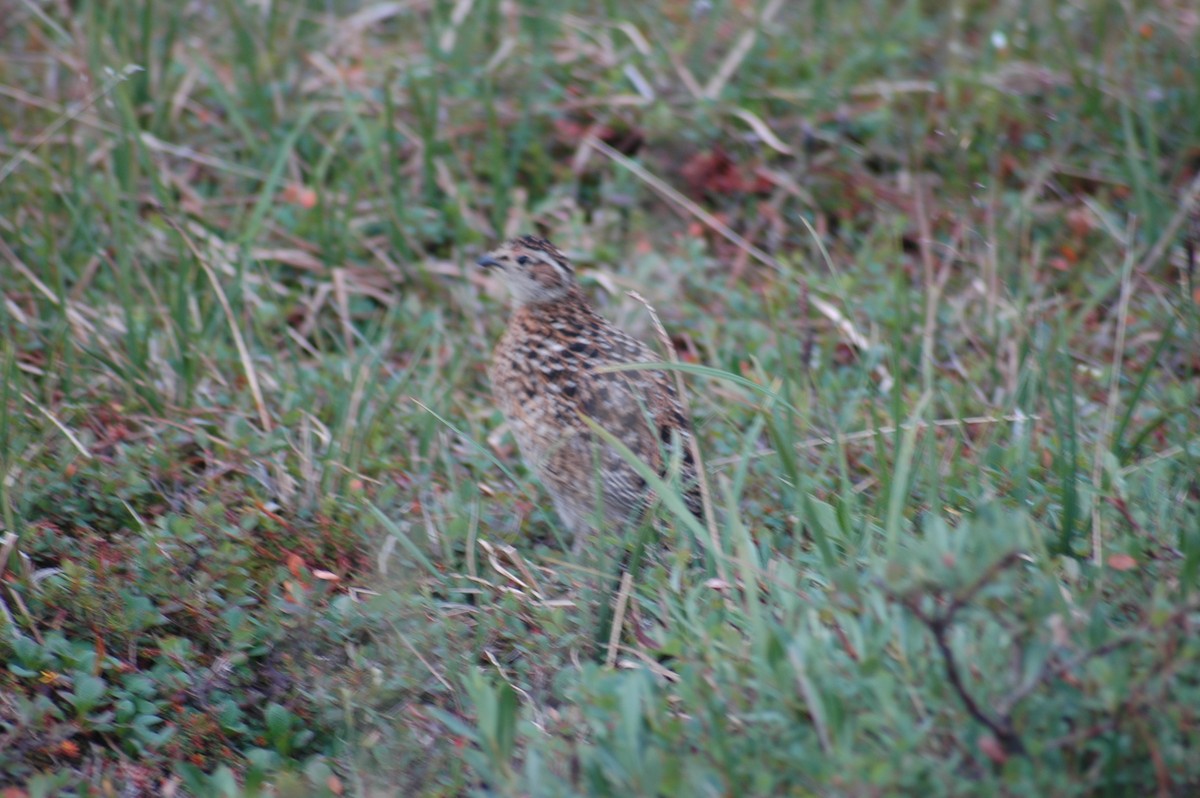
[477,235,577,305]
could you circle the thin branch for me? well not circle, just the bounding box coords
[896,550,1026,755]
[941,551,1023,623]
[901,560,1200,760]
[902,587,1027,757]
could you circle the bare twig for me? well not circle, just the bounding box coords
[995,631,1140,719]
[899,557,1200,760]
[1041,596,1199,753]
[926,606,1027,756]
[897,551,1027,755]
[942,551,1023,622]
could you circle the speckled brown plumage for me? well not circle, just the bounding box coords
[480,236,702,543]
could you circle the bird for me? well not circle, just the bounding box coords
[479,235,703,548]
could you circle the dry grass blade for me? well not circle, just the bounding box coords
[0,532,17,581]
[729,108,793,155]
[21,394,91,459]
[397,628,454,692]
[438,0,475,53]
[705,412,1040,468]
[703,0,786,100]
[0,64,142,186]
[605,571,634,669]
[0,237,96,337]
[332,267,355,354]
[479,539,544,599]
[1137,168,1200,273]
[766,78,937,103]
[1091,220,1137,565]
[168,220,274,433]
[587,137,892,390]
[627,291,725,584]
[141,133,271,181]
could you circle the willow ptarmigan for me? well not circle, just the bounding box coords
[479,235,702,545]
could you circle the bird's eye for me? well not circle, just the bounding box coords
[517,255,530,265]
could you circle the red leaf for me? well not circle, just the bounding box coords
[682,147,748,195]
[978,734,1009,764]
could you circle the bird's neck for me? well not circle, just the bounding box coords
[515,285,590,316]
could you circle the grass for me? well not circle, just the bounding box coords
[2,0,1199,795]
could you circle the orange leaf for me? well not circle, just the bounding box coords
[287,552,306,578]
[327,775,344,795]
[1107,553,1137,571]
[281,184,317,209]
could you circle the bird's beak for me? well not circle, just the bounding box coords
[477,255,501,270]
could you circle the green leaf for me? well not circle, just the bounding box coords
[494,678,519,762]
[68,673,107,715]
[265,702,293,745]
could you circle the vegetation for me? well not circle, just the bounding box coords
[2,0,1198,795]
